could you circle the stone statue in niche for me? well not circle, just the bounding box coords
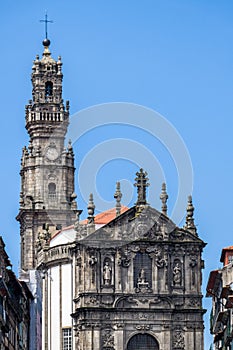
[139,268,145,282]
[103,261,112,286]
[137,268,149,289]
[89,255,97,284]
[173,261,182,286]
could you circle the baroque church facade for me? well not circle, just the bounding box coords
[18,38,206,350]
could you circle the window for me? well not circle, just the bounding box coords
[228,255,233,264]
[48,183,56,200]
[45,81,53,97]
[62,328,72,350]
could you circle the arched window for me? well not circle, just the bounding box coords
[48,183,56,200]
[127,334,159,350]
[45,81,53,97]
[134,252,152,289]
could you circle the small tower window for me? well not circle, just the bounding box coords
[48,183,56,200]
[45,81,53,97]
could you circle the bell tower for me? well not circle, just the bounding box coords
[17,38,78,271]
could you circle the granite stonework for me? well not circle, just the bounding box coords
[17,40,78,271]
[18,39,206,350]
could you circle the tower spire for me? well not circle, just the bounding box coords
[87,193,95,225]
[114,182,122,217]
[160,183,168,216]
[184,195,197,234]
[87,194,95,234]
[17,34,78,271]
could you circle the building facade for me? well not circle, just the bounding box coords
[0,237,32,349]
[206,246,233,349]
[18,38,206,349]
[36,175,206,350]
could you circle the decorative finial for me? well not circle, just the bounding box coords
[68,139,72,149]
[134,168,150,205]
[87,193,95,225]
[28,140,33,155]
[160,183,168,216]
[185,195,197,234]
[114,182,122,217]
[40,12,53,44]
[70,192,77,210]
[67,139,74,156]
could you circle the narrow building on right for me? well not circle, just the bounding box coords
[206,246,233,349]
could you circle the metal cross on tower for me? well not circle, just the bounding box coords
[40,13,53,39]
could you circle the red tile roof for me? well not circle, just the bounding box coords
[51,206,129,241]
[80,206,128,225]
[220,246,233,264]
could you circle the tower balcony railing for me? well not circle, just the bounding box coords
[39,112,63,122]
[27,112,64,122]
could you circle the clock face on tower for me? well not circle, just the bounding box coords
[45,146,59,161]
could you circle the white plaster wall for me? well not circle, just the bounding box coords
[50,266,60,350]
[62,264,72,326]
[50,228,76,247]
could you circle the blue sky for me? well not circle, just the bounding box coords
[1,1,233,348]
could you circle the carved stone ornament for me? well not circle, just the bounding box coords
[187,297,200,307]
[138,312,149,320]
[143,223,164,240]
[89,255,97,266]
[174,245,185,254]
[86,295,99,306]
[75,223,87,239]
[76,255,82,267]
[130,245,141,253]
[170,230,184,241]
[173,314,184,322]
[186,246,200,255]
[102,329,115,349]
[146,246,167,268]
[137,221,149,235]
[135,324,151,331]
[36,225,51,251]
[189,256,197,268]
[173,327,185,349]
[118,248,131,267]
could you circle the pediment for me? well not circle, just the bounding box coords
[80,205,204,248]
